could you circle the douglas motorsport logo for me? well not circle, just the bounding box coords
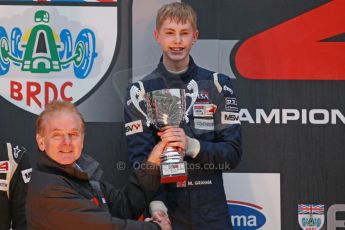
[0,4,118,114]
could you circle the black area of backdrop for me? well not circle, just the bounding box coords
[185,0,330,40]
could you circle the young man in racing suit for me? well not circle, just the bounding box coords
[124,2,242,229]
[0,142,31,230]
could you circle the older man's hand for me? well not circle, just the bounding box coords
[147,141,166,165]
[145,210,172,230]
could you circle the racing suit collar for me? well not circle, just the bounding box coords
[157,55,197,84]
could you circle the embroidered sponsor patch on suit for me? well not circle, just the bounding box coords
[125,120,143,136]
[176,180,187,188]
[0,179,8,191]
[224,97,238,112]
[221,112,241,124]
[225,105,239,112]
[21,168,32,183]
[196,91,209,104]
[13,145,26,159]
[223,85,234,94]
[194,119,214,130]
[225,97,237,106]
[0,161,9,174]
[193,104,217,117]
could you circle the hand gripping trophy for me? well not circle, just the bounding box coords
[130,80,198,183]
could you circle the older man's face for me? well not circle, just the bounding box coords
[36,111,84,165]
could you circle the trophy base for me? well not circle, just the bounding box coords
[160,174,188,184]
[160,161,188,184]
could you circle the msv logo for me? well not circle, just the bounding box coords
[0,4,118,114]
[228,200,266,229]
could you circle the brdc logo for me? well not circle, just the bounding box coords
[0,5,118,114]
[0,10,97,78]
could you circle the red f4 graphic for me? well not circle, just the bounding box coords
[234,0,345,80]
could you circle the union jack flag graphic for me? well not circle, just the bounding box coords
[298,204,325,215]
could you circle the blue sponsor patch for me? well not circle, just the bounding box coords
[228,201,266,229]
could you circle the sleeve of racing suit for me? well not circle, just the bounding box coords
[124,83,158,165]
[0,190,10,229]
[0,143,11,230]
[10,150,31,230]
[124,83,168,215]
[192,74,242,170]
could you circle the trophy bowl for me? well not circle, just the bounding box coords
[145,89,188,183]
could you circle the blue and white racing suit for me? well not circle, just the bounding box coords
[0,142,31,230]
[124,57,242,230]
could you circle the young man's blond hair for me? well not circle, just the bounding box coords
[156,2,197,31]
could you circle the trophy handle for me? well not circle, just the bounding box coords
[184,80,198,123]
[130,85,151,126]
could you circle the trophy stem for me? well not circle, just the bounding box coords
[160,146,188,183]
[161,146,183,164]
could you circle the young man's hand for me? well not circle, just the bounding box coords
[157,127,187,155]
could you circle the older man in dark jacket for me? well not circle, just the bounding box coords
[26,100,171,230]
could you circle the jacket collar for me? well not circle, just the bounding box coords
[36,152,103,181]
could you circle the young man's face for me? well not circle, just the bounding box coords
[36,111,84,165]
[154,18,198,69]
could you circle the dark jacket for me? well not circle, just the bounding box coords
[124,57,241,229]
[0,142,31,230]
[26,152,161,230]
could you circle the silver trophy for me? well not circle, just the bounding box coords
[130,80,198,183]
